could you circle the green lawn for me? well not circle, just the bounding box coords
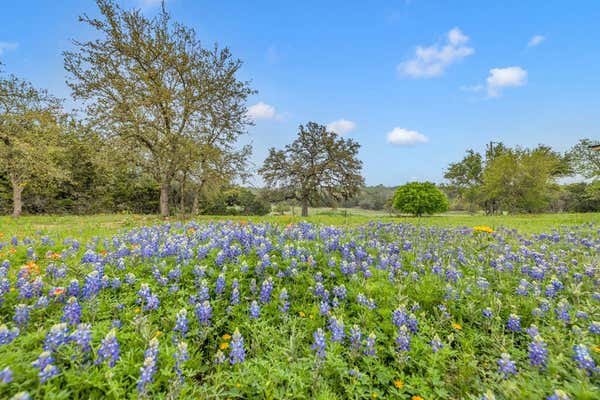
[1,212,598,240]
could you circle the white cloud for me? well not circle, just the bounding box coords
[398,27,474,78]
[528,35,545,47]
[0,42,18,55]
[387,127,429,146]
[247,102,281,121]
[327,119,356,135]
[486,66,527,97]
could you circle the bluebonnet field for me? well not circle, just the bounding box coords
[0,220,598,399]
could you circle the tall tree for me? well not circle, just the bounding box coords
[567,139,600,179]
[0,73,65,217]
[444,149,483,211]
[259,122,364,217]
[64,0,254,216]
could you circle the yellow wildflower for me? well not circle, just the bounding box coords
[412,396,424,400]
[299,311,306,318]
[473,225,494,234]
[393,379,404,389]
[222,333,232,340]
[452,322,462,330]
[220,342,230,350]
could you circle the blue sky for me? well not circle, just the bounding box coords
[1,0,599,186]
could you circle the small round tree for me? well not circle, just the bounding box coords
[393,182,449,216]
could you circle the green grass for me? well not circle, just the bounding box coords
[1,212,598,240]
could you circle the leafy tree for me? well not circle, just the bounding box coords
[444,149,483,212]
[64,0,254,216]
[259,122,364,217]
[0,73,66,217]
[392,182,448,217]
[481,146,566,213]
[567,139,600,179]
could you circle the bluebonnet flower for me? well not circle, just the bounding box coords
[506,314,521,332]
[573,344,597,374]
[0,367,12,384]
[32,351,59,383]
[96,329,120,367]
[249,300,260,319]
[588,321,600,335]
[137,283,160,311]
[174,308,189,338]
[198,279,210,302]
[66,279,79,298]
[82,270,101,299]
[62,297,82,325]
[230,287,240,306]
[44,323,70,352]
[137,337,159,395]
[278,288,289,313]
[349,325,362,352]
[229,328,245,364]
[497,353,517,379]
[319,300,330,316]
[356,293,376,310]
[312,328,327,359]
[554,299,571,323]
[70,323,92,353]
[13,304,30,328]
[260,277,274,304]
[363,333,376,356]
[0,325,19,345]
[173,340,188,383]
[328,316,345,342]
[395,325,411,352]
[249,279,257,294]
[430,336,444,352]
[195,300,212,325]
[213,350,226,364]
[525,324,540,338]
[215,273,226,296]
[528,335,548,369]
[482,307,493,318]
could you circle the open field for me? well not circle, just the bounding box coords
[0,214,599,399]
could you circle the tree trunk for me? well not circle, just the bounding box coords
[160,182,170,217]
[11,177,24,218]
[301,201,308,217]
[192,192,199,215]
[179,177,186,215]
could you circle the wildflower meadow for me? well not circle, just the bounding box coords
[0,216,598,399]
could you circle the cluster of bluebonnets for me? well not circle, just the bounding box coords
[0,221,598,399]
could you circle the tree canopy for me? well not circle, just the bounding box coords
[393,182,448,217]
[259,122,364,216]
[64,0,254,216]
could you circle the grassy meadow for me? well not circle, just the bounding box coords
[0,213,598,399]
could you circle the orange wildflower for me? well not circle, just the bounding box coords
[222,334,232,340]
[393,379,404,389]
[53,288,65,296]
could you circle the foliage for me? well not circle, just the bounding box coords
[0,73,66,217]
[259,122,364,217]
[567,138,600,179]
[64,0,254,216]
[392,182,449,216]
[0,217,598,399]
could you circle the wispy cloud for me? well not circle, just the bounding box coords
[398,27,474,78]
[247,102,283,121]
[327,119,356,135]
[387,127,429,146]
[486,66,527,97]
[0,42,18,55]
[527,35,545,47]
